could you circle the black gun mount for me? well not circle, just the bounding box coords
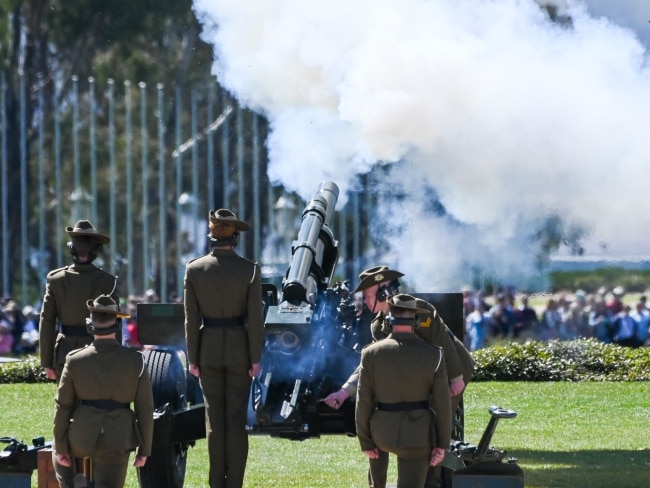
[249,181,362,439]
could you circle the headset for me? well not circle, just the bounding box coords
[376,279,401,302]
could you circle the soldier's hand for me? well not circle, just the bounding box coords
[45,368,57,381]
[133,455,148,467]
[249,362,260,378]
[322,389,350,409]
[188,363,200,378]
[449,378,465,397]
[363,448,380,459]
[430,447,445,466]
[56,453,71,467]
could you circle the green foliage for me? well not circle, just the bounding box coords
[0,356,50,384]
[472,339,650,382]
[549,268,650,293]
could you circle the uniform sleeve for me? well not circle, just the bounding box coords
[183,266,202,365]
[134,359,155,457]
[419,300,465,382]
[53,361,76,455]
[430,354,452,449]
[354,350,376,452]
[342,363,361,397]
[246,263,265,364]
[39,277,59,368]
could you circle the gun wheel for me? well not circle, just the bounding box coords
[138,348,188,488]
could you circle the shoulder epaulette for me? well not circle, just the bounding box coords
[47,265,70,277]
[240,256,258,266]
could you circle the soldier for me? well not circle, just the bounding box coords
[323,265,474,488]
[184,208,264,488]
[52,294,154,488]
[40,220,118,381]
[356,294,452,488]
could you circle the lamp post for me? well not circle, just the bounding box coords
[177,192,201,298]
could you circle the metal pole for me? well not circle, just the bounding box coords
[20,72,27,305]
[1,71,8,294]
[191,90,199,256]
[157,83,167,302]
[72,75,80,220]
[221,90,230,208]
[139,82,149,292]
[108,79,116,274]
[175,87,183,299]
[38,75,46,288]
[54,76,63,268]
[89,77,97,224]
[124,81,134,297]
[207,84,215,212]
[252,112,261,261]
[236,104,245,253]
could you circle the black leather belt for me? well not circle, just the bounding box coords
[376,401,430,412]
[203,316,245,328]
[80,399,130,410]
[61,325,89,336]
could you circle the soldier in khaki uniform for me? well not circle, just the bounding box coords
[184,208,264,488]
[356,294,452,488]
[324,265,474,487]
[53,295,154,488]
[40,220,118,382]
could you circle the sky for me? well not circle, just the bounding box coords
[193,0,650,290]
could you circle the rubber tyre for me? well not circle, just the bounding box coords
[138,349,188,488]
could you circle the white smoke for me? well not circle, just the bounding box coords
[194,0,650,290]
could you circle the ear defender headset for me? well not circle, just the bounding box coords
[376,279,401,302]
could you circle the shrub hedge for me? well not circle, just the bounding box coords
[2,339,650,383]
[471,339,650,382]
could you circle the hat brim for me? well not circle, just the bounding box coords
[66,228,110,245]
[351,270,404,294]
[86,301,130,318]
[211,219,250,232]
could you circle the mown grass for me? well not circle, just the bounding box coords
[2,382,649,487]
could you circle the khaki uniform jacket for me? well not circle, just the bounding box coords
[355,332,451,452]
[40,263,118,369]
[53,339,154,458]
[184,248,264,367]
[344,304,475,397]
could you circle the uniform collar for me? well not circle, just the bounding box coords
[70,262,98,272]
[92,338,121,350]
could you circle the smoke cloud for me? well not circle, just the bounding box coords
[194,0,650,290]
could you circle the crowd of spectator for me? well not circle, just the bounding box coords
[462,285,650,351]
[0,294,39,356]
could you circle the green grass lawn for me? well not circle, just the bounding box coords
[2,382,649,487]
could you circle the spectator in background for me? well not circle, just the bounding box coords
[606,286,625,316]
[488,293,515,339]
[612,305,640,348]
[631,302,650,347]
[588,299,612,343]
[0,311,13,354]
[3,300,25,355]
[20,305,39,354]
[515,295,539,339]
[540,298,561,341]
[465,302,487,351]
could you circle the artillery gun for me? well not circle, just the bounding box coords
[0,180,523,487]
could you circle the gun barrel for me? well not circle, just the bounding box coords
[282,181,339,305]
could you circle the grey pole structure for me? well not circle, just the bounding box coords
[139,81,149,292]
[1,71,8,294]
[89,77,98,225]
[207,85,215,213]
[221,90,230,209]
[157,83,167,302]
[191,90,200,257]
[252,113,261,261]
[124,81,134,297]
[37,75,47,287]
[54,76,63,268]
[108,79,117,274]
[236,105,245,253]
[20,72,27,305]
[175,87,183,299]
[72,75,80,220]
